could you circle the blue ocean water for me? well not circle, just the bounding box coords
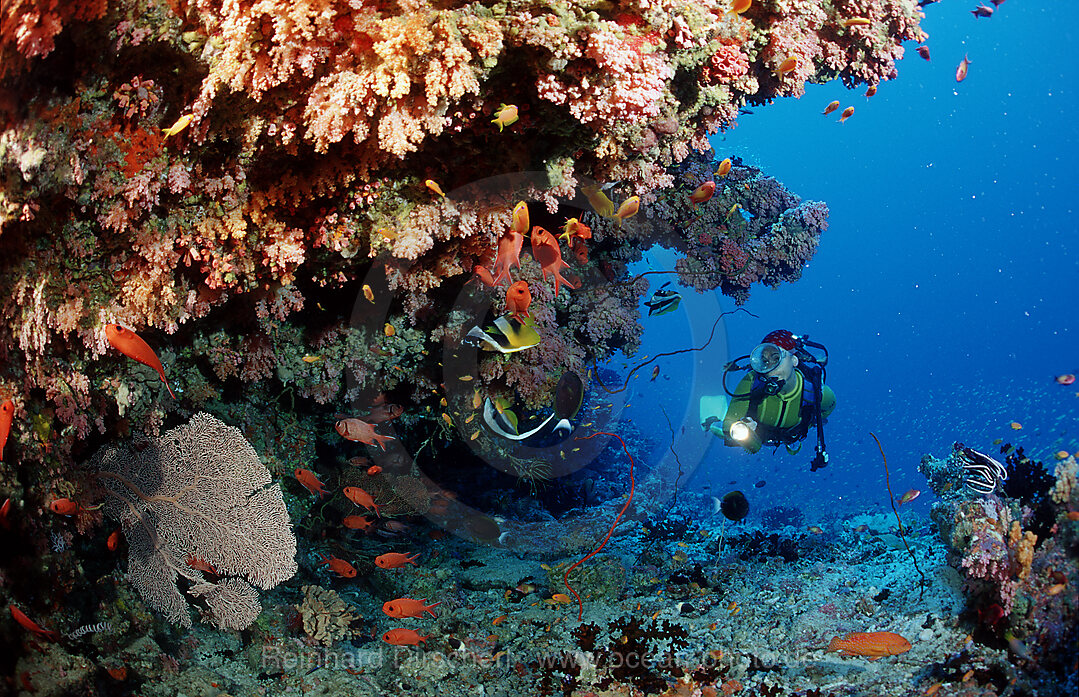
[614,2,1078,524]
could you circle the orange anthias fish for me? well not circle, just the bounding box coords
[375,551,420,569]
[336,418,396,450]
[382,628,429,646]
[105,324,176,399]
[777,56,798,75]
[9,605,59,642]
[343,486,382,517]
[511,201,529,236]
[826,631,912,659]
[505,281,532,322]
[715,158,732,177]
[425,179,446,197]
[0,398,13,461]
[294,468,329,498]
[956,54,971,82]
[320,554,358,578]
[728,0,751,16]
[613,196,640,226]
[917,45,931,61]
[383,597,441,618]
[688,181,716,208]
[107,529,122,551]
[530,226,579,296]
[838,106,855,123]
[492,103,519,132]
[366,465,383,476]
[342,514,374,530]
[822,100,840,115]
[492,229,525,285]
[897,489,921,505]
[865,84,877,98]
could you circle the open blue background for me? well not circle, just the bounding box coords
[619,1,1078,524]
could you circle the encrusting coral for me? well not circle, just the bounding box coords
[295,584,357,646]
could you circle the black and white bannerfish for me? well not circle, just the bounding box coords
[482,371,583,444]
[464,315,541,353]
[645,282,681,316]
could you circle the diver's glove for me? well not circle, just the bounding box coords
[810,448,829,472]
[701,416,719,432]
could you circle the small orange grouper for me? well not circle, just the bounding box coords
[826,631,912,659]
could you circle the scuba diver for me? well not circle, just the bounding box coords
[699,330,836,471]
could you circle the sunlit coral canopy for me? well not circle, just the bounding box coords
[0,0,924,465]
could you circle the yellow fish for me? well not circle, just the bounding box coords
[725,203,741,220]
[378,228,397,241]
[715,158,732,177]
[1010,421,1022,430]
[301,355,323,363]
[581,184,616,218]
[442,413,453,426]
[839,17,872,27]
[384,323,396,336]
[470,431,480,441]
[162,114,193,137]
[492,104,519,132]
[425,179,446,197]
[511,201,529,235]
[363,284,375,303]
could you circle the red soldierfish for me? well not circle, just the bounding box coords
[105,324,176,399]
[294,468,329,498]
[0,399,13,461]
[320,555,358,578]
[956,54,971,82]
[382,628,429,646]
[375,551,419,569]
[530,226,579,296]
[383,597,441,619]
[343,486,382,517]
[9,605,60,642]
[504,281,531,322]
[335,418,396,450]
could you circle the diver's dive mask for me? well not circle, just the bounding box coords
[750,342,789,372]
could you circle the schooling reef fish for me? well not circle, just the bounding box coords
[0,398,12,461]
[105,324,176,399]
[382,628,429,646]
[383,598,441,619]
[336,418,396,449]
[956,54,971,82]
[375,551,420,569]
[492,104,519,131]
[294,468,329,498]
[505,281,532,322]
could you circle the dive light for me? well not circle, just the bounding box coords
[728,417,762,453]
